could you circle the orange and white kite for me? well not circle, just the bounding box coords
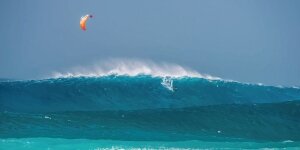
[80,14,93,31]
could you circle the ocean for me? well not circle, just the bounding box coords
[1,75,300,149]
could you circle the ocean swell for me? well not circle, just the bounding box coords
[1,60,300,142]
[1,75,300,113]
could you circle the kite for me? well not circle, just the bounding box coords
[80,14,93,31]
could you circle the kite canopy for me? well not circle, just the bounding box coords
[80,14,93,31]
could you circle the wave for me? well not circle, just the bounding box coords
[1,75,300,113]
[1,59,300,142]
[1,101,300,141]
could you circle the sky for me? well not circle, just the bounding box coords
[0,0,299,86]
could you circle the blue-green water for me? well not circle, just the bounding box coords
[1,76,300,149]
[1,138,300,150]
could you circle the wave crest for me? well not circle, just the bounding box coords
[52,59,220,80]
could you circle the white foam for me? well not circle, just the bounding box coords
[52,59,220,80]
[161,77,174,91]
[44,116,51,119]
[282,140,294,143]
[257,83,263,86]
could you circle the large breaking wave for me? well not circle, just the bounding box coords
[1,75,300,113]
[1,60,300,142]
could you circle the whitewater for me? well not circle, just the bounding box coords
[1,60,300,149]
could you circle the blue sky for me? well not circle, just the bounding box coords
[1,0,299,86]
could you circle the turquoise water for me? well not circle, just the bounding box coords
[1,138,300,150]
[1,76,300,149]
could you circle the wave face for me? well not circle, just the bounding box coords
[1,75,300,112]
[1,75,300,142]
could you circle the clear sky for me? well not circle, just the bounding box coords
[1,0,299,86]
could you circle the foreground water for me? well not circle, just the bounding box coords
[1,138,300,150]
[1,76,300,149]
